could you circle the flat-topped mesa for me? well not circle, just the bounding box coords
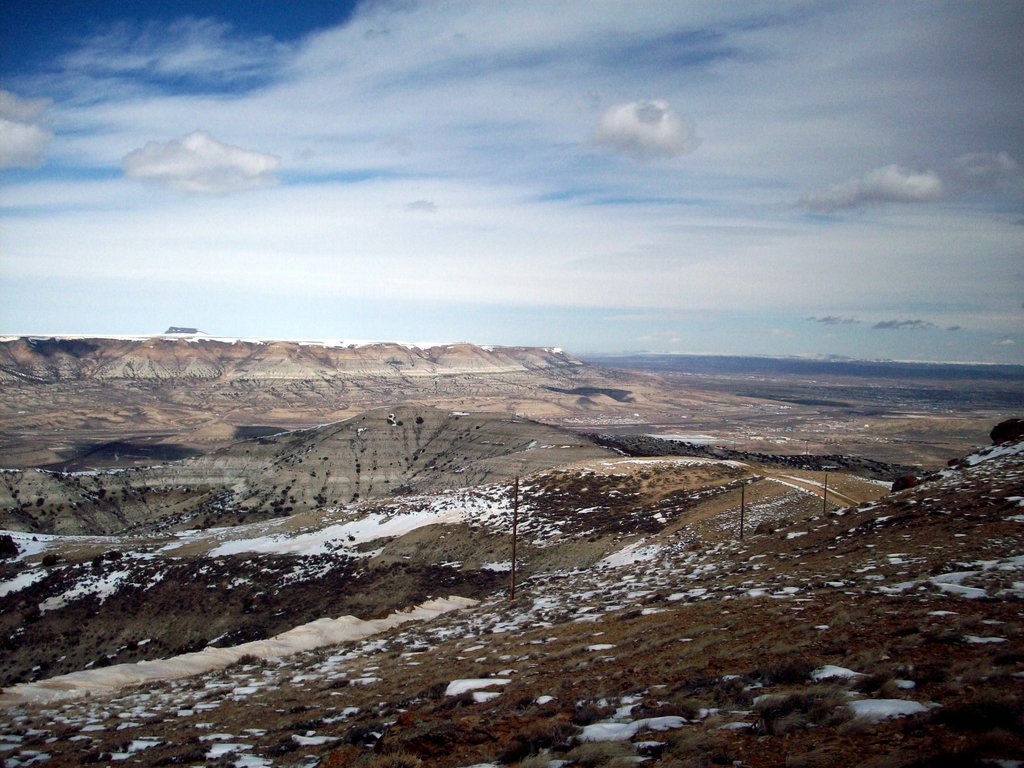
[0,336,584,382]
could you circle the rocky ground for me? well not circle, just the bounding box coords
[1,435,1021,767]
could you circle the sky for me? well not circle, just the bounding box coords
[1,1,1022,362]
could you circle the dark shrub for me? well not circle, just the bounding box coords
[934,696,1022,732]
[571,701,615,725]
[757,658,817,685]
[754,688,850,735]
[497,721,576,763]
[991,418,1024,445]
[0,535,18,558]
[892,475,920,492]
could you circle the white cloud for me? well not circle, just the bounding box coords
[594,100,699,160]
[950,151,1020,189]
[121,131,280,194]
[0,91,53,169]
[800,165,945,212]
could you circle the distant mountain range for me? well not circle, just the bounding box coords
[0,335,581,382]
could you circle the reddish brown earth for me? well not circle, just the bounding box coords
[1,438,1021,767]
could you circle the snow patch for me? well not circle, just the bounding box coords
[0,569,46,597]
[579,716,686,742]
[848,699,929,722]
[599,541,663,568]
[1,596,477,705]
[444,679,511,696]
[811,665,865,682]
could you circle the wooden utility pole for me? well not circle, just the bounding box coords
[510,476,519,601]
[822,473,828,514]
[739,483,745,541]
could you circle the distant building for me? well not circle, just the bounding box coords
[165,327,200,335]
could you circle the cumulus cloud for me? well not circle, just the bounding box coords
[949,151,1020,189]
[594,100,699,160]
[121,131,280,194]
[801,165,945,212]
[0,91,53,169]
[806,315,860,325]
[873,319,935,330]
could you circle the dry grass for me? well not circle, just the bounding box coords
[355,752,423,768]
[558,741,639,767]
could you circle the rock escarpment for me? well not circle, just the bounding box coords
[0,336,581,382]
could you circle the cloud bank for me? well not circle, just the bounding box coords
[806,315,860,326]
[594,100,699,160]
[0,90,52,168]
[121,131,280,194]
[873,319,936,331]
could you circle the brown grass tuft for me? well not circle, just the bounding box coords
[754,687,852,735]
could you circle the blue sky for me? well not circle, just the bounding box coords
[1,1,1022,361]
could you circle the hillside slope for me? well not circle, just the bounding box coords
[0,407,616,535]
[2,436,1021,765]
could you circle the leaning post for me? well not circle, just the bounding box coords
[740,482,745,541]
[510,476,519,601]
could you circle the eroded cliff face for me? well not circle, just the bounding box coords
[0,336,583,382]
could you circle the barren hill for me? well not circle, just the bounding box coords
[0,407,616,535]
